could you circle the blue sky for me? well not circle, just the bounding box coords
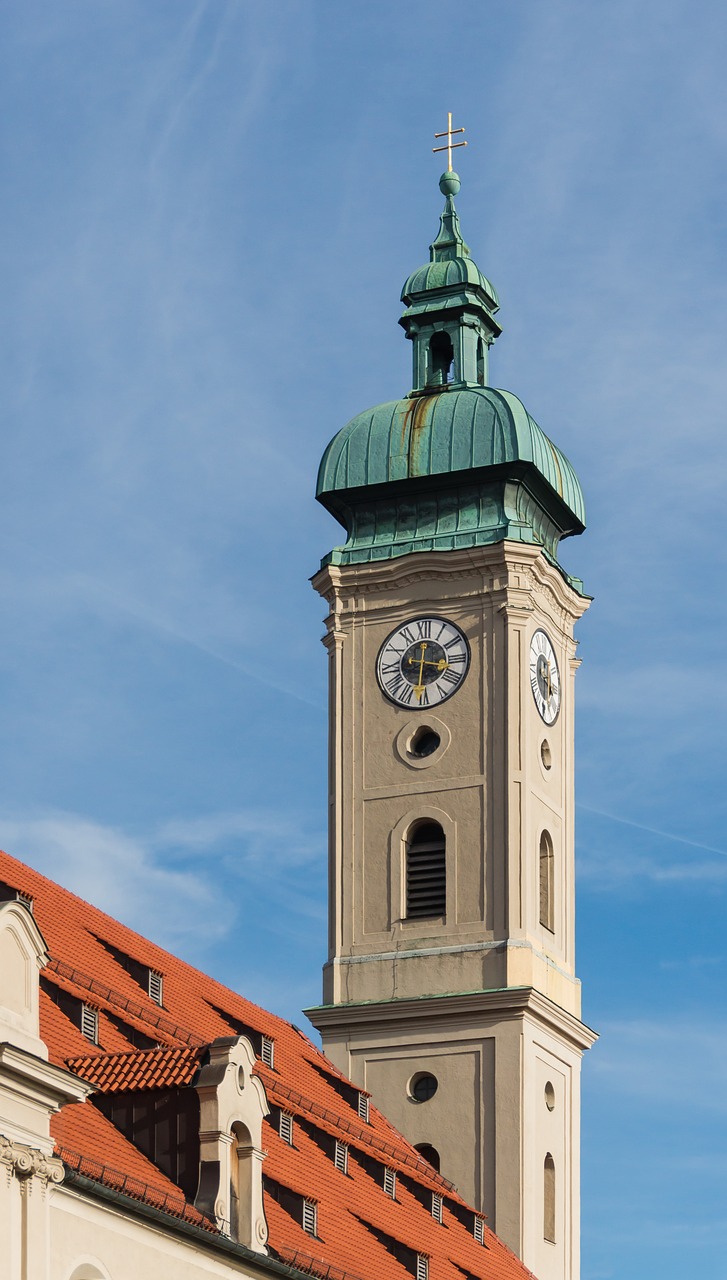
[1,2,726,1276]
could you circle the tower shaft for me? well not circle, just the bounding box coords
[308,168,595,1280]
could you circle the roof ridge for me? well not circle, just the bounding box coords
[46,957,204,1046]
[263,1073,458,1196]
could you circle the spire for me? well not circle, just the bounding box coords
[430,171,471,263]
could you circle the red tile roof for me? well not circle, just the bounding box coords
[0,848,537,1280]
[67,1045,202,1092]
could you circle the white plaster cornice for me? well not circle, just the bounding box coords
[0,1042,94,1111]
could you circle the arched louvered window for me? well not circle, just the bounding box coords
[539,831,554,933]
[406,822,446,920]
[544,1153,556,1243]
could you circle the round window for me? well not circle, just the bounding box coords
[408,1072,438,1103]
[409,727,441,759]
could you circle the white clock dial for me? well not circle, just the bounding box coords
[529,629,561,724]
[376,616,470,709]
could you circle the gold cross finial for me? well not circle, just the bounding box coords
[433,112,467,172]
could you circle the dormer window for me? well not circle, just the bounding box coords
[148,970,163,1005]
[432,1193,443,1223]
[0,881,34,912]
[416,1255,429,1280]
[474,1215,485,1245]
[279,1112,294,1146]
[303,1199,317,1237]
[261,1035,275,1068]
[334,1140,348,1174]
[357,1091,370,1123]
[81,1004,98,1044]
[384,1167,397,1199]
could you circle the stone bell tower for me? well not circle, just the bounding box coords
[306,156,596,1280]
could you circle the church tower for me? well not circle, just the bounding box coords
[306,142,596,1280]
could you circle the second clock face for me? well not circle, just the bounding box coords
[529,628,561,724]
[376,616,470,709]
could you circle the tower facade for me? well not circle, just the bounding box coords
[307,169,596,1280]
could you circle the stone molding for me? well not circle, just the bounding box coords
[307,986,598,1054]
[312,542,588,628]
[0,1134,64,1185]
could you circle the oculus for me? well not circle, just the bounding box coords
[529,629,561,724]
[376,617,470,709]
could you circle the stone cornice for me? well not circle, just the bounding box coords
[312,543,588,626]
[306,987,598,1054]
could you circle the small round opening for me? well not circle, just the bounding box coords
[409,1072,439,1103]
[237,1066,246,1093]
[544,1081,555,1111]
[409,728,441,759]
[540,739,552,770]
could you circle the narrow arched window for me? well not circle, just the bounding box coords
[230,1121,253,1244]
[406,822,446,920]
[476,337,485,385]
[428,332,454,386]
[539,831,554,933]
[414,1143,441,1173]
[544,1153,556,1242]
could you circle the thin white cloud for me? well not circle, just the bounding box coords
[591,1017,727,1113]
[0,811,228,948]
[578,804,727,862]
[0,802,325,952]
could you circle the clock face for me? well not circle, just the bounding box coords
[376,616,470,709]
[529,629,561,724]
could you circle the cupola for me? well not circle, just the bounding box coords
[400,169,501,391]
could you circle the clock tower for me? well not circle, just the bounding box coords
[306,158,596,1280]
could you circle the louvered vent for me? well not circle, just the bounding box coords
[474,1215,485,1245]
[416,1255,429,1280]
[334,1140,348,1174]
[148,970,163,1005]
[432,1193,443,1223]
[279,1112,294,1145]
[303,1199,317,1236]
[384,1167,397,1198]
[357,1091,370,1123]
[261,1035,275,1068]
[81,1005,98,1044]
[406,822,446,919]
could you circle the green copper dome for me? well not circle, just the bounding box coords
[401,257,499,310]
[318,387,583,522]
[316,172,586,589]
